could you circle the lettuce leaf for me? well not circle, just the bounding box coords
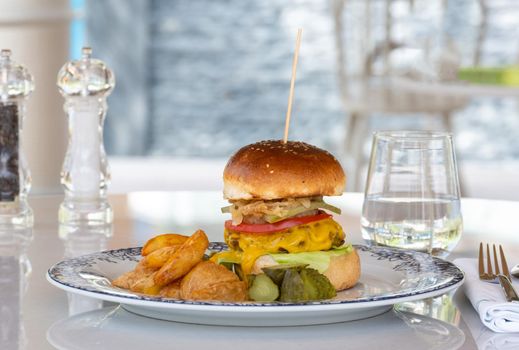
[268,245,353,273]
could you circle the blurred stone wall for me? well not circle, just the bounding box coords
[87,0,151,155]
[87,0,519,160]
[87,0,344,157]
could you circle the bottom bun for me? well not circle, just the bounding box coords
[251,248,361,291]
[323,248,360,291]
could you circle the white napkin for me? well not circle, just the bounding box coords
[455,258,519,333]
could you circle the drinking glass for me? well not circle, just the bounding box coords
[361,131,462,257]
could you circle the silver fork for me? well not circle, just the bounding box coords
[478,242,519,302]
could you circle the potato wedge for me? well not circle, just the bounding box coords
[134,258,157,273]
[180,261,239,294]
[180,261,247,301]
[159,280,182,299]
[188,281,248,302]
[141,233,189,256]
[130,272,161,295]
[153,230,209,287]
[112,270,139,290]
[143,245,181,268]
[112,260,156,289]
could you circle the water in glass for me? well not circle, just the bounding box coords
[361,131,462,257]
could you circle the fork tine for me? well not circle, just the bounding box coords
[499,245,511,280]
[486,244,493,275]
[477,242,519,302]
[479,242,485,276]
[493,244,500,275]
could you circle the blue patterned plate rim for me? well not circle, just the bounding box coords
[47,243,464,309]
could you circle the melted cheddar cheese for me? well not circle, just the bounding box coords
[211,218,345,276]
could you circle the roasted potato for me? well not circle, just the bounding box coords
[130,272,161,295]
[180,261,239,292]
[188,281,248,302]
[180,261,247,301]
[113,229,246,302]
[153,230,209,287]
[143,245,181,268]
[159,280,182,299]
[112,260,156,289]
[112,270,139,290]
[141,233,189,256]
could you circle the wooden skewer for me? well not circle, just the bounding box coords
[283,28,303,144]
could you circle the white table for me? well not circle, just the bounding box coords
[5,192,519,349]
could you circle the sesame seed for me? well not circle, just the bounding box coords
[270,170,274,174]
[266,164,270,168]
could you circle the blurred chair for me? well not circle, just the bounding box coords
[332,0,469,191]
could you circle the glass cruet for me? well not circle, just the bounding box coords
[57,47,115,225]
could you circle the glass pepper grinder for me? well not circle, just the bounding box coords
[57,47,115,225]
[0,49,34,227]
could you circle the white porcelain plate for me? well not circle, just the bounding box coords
[47,244,464,326]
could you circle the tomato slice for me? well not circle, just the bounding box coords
[225,212,332,234]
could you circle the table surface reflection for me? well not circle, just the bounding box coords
[5,192,519,349]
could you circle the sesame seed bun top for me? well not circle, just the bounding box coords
[223,140,346,200]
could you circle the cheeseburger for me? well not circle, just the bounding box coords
[213,140,360,295]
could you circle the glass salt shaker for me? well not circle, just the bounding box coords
[57,47,115,225]
[0,49,34,227]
